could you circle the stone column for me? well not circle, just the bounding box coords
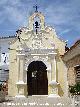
[19,55,24,81]
[48,53,60,98]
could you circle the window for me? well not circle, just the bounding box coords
[75,65,80,83]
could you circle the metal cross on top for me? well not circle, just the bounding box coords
[33,5,39,12]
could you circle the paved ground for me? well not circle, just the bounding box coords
[0,95,79,107]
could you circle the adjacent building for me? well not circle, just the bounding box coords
[0,36,15,82]
[63,40,80,86]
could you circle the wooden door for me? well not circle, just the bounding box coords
[27,61,48,95]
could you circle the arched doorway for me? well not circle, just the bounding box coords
[27,61,48,95]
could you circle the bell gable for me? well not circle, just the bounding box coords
[10,11,66,55]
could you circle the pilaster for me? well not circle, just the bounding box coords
[48,53,60,98]
[51,55,57,81]
[15,54,27,98]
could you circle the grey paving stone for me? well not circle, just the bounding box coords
[0,95,78,107]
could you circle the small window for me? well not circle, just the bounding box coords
[74,65,80,83]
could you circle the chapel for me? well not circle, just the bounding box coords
[8,7,68,98]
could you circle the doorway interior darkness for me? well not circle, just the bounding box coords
[27,61,48,95]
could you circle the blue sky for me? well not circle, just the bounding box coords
[0,0,80,47]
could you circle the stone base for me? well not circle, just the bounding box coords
[15,95,26,98]
[48,94,60,98]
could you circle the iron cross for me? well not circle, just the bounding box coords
[33,5,39,12]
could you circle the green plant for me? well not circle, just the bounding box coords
[69,85,76,95]
[69,83,80,95]
[75,83,80,94]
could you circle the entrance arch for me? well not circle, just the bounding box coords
[27,61,48,95]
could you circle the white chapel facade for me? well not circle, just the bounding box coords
[8,9,68,98]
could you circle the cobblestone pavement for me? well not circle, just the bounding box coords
[0,96,79,107]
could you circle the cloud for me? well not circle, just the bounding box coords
[44,0,80,24]
[0,0,21,6]
[0,0,28,26]
[5,6,25,23]
[59,29,71,35]
[0,0,7,5]
[0,0,80,27]
[0,0,80,47]
[0,10,6,24]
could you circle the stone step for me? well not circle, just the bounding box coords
[0,96,75,107]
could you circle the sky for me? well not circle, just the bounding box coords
[0,0,80,47]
